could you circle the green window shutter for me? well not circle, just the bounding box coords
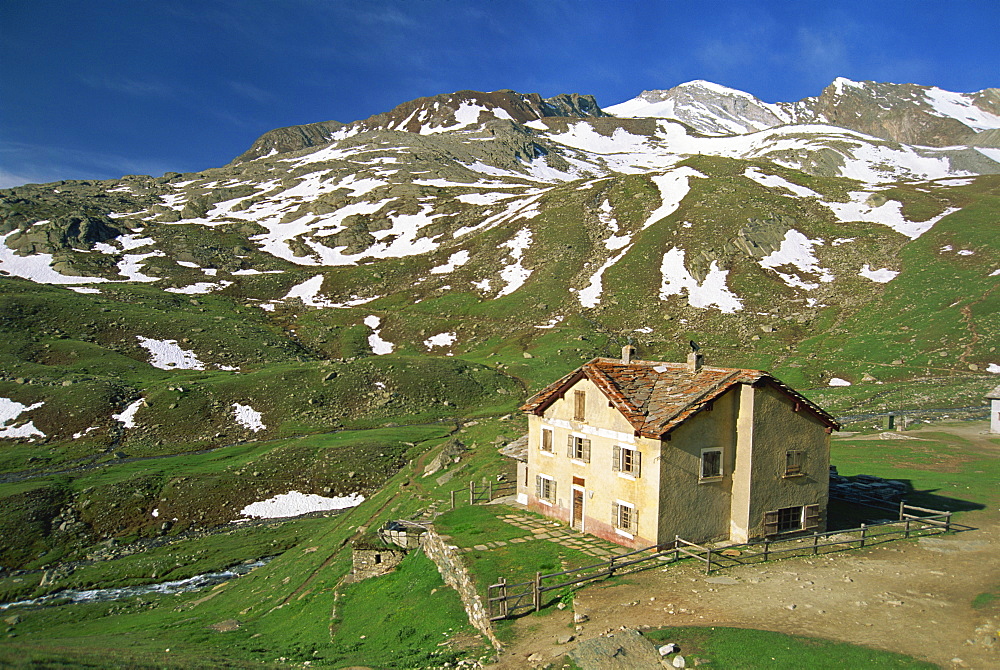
[612,445,621,472]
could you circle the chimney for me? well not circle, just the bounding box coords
[621,345,636,364]
[687,350,704,372]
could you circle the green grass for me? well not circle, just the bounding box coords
[644,626,936,669]
[831,426,1000,513]
[325,551,488,668]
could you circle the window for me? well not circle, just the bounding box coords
[573,390,586,421]
[700,448,723,480]
[763,504,821,536]
[784,450,805,476]
[567,435,591,463]
[535,474,556,505]
[540,428,553,453]
[612,445,641,477]
[612,500,637,535]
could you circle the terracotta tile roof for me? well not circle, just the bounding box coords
[521,357,839,437]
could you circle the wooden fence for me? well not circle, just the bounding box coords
[487,503,953,620]
[449,479,517,508]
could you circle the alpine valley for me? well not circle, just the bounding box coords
[0,78,998,667]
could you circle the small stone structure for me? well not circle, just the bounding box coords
[347,540,407,583]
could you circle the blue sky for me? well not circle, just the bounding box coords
[2,0,997,187]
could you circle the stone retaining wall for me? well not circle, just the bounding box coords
[420,527,502,651]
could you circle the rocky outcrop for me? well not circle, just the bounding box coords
[230,120,346,164]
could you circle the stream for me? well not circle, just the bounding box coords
[0,558,269,610]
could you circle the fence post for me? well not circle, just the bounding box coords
[763,539,769,562]
[904,517,911,538]
[469,480,475,505]
[945,512,951,533]
[705,547,712,574]
[451,489,456,510]
[812,532,819,556]
[499,578,508,619]
[608,555,616,577]
[533,572,542,612]
[488,480,493,501]
[860,524,867,548]
[898,500,905,521]
[673,536,680,562]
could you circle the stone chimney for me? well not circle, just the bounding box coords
[687,350,704,372]
[621,345,636,364]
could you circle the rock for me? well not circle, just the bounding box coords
[3,616,20,626]
[527,652,543,663]
[785,604,797,610]
[557,634,575,644]
[658,643,679,656]
[573,611,589,623]
[672,655,687,668]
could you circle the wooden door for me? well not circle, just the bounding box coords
[572,488,584,531]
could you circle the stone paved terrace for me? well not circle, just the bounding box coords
[451,510,633,559]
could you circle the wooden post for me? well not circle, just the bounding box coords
[469,480,475,505]
[705,547,712,574]
[450,489,456,510]
[860,523,867,548]
[674,536,680,562]
[812,532,819,556]
[904,517,910,539]
[533,572,542,612]
[898,500,905,521]
[945,512,952,533]
[488,480,493,501]
[763,539,769,562]
[499,578,508,619]
[608,555,616,577]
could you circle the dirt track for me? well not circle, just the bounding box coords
[490,424,1000,669]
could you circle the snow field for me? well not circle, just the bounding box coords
[239,491,365,519]
[659,247,743,313]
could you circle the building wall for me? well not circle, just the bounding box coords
[743,383,831,539]
[656,386,740,544]
[521,377,660,548]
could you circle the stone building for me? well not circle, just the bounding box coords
[517,346,839,548]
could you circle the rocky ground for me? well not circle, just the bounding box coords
[490,423,1000,670]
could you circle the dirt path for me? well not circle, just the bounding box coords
[490,425,1000,669]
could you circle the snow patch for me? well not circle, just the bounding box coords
[0,398,45,438]
[987,364,1000,374]
[823,192,959,239]
[759,230,834,290]
[658,247,743,313]
[424,332,457,349]
[364,315,395,355]
[239,491,364,519]
[136,336,206,370]
[859,265,899,283]
[430,250,470,275]
[828,378,852,387]
[642,167,707,229]
[113,399,144,428]
[232,403,266,432]
[496,228,533,297]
